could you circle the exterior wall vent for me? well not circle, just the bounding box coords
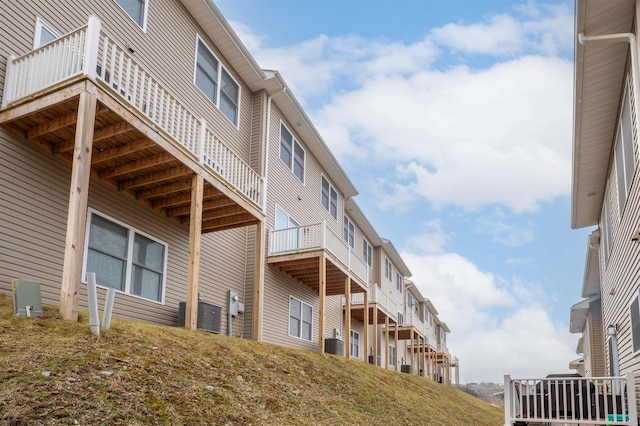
[177,301,222,333]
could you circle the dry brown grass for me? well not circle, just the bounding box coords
[0,294,502,425]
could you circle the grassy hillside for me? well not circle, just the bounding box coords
[0,294,502,425]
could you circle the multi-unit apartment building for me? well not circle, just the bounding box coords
[505,1,640,424]
[0,0,456,385]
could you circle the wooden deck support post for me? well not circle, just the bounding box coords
[372,302,378,366]
[318,254,326,354]
[252,220,265,341]
[384,315,389,369]
[185,173,204,330]
[363,289,369,364]
[344,276,351,359]
[60,91,96,321]
[394,322,399,371]
[455,363,459,388]
[422,338,426,377]
[410,329,415,374]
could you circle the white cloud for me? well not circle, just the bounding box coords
[431,3,573,57]
[405,219,451,255]
[475,209,536,247]
[404,251,576,383]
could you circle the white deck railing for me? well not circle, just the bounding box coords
[504,373,637,426]
[1,16,263,208]
[269,221,369,284]
[405,312,429,337]
[345,286,398,321]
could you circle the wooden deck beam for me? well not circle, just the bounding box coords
[91,138,155,164]
[99,152,174,179]
[59,91,97,321]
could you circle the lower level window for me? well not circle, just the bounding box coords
[84,210,167,303]
[350,330,360,358]
[389,345,396,366]
[289,297,312,341]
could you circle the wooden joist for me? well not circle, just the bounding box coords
[99,152,174,179]
[119,165,191,190]
[91,138,155,164]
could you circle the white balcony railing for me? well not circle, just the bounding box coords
[345,286,398,321]
[404,312,429,337]
[1,16,263,208]
[504,373,637,425]
[269,221,369,284]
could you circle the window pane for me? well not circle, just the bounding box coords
[301,321,311,341]
[38,25,58,46]
[330,188,337,219]
[87,249,125,291]
[321,177,330,210]
[220,69,239,125]
[293,142,305,182]
[290,317,300,337]
[131,265,161,301]
[89,215,128,258]
[622,89,634,197]
[280,126,293,167]
[302,304,312,323]
[133,233,165,272]
[116,0,145,27]
[632,298,640,353]
[196,41,218,103]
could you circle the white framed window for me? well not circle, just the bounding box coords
[289,296,312,341]
[113,0,148,30]
[194,36,241,126]
[614,80,635,217]
[384,257,392,282]
[389,345,396,366]
[630,292,640,355]
[343,216,355,249]
[34,17,59,48]
[600,188,612,267]
[350,330,360,358]
[83,209,167,303]
[274,206,300,252]
[363,238,372,268]
[396,271,403,293]
[321,175,338,220]
[279,123,305,183]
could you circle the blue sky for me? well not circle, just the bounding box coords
[216,0,593,383]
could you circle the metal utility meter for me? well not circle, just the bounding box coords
[228,290,239,317]
[13,279,43,317]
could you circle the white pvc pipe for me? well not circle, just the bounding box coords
[579,32,640,140]
[102,287,115,331]
[87,272,100,336]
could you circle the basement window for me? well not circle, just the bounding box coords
[289,296,312,341]
[83,209,167,303]
[350,330,360,358]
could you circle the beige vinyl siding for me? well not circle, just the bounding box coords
[0,127,254,329]
[598,92,640,405]
[0,0,255,165]
[262,267,319,351]
[261,105,349,349]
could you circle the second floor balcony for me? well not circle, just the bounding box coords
[268,221,369,291]
[0,17,264,233]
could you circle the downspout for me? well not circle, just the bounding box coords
[579,32,640,135]
[262,86,287,212]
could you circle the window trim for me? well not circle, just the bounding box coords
[193,35,241,127]
[350,330,360,358]
[112,0,149,31]
[389,344,396,366]
[289,296,313,342]
[384,256,392,282]
[614,80,635,218]
[82,208,168,305]
[34,17,59,49]
[363,238,373,268]
[630,291,640,356]
[321,174,338,220]
[396,272,403,293]
[343,215,355,249]
[278,122,305,183]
